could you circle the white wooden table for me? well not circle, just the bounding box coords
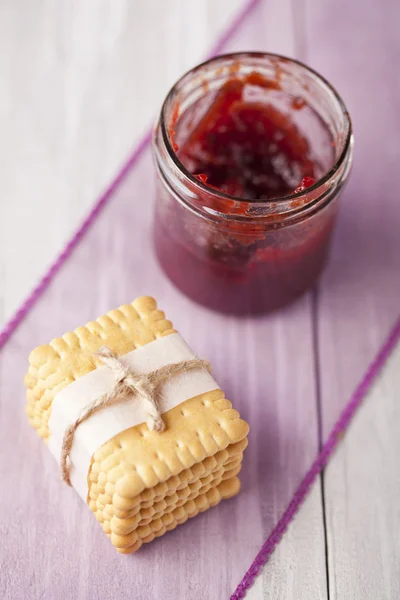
[1,1,399,598]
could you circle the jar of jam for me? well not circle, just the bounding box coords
[152,52,353,315]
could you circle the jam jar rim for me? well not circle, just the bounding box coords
[159,51,353,214]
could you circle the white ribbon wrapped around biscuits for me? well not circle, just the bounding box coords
[48,333,219,501]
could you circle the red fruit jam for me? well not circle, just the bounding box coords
[153,54,352,315]
[176,75,318,201]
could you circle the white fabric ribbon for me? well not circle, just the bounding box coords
[48,333,219,501]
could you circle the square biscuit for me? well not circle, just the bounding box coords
[114,476,240,554]
[98,444,246,543]
[93,442,246,523]
[25,296,249,552]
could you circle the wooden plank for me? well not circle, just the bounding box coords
[324,344,400,600]
[0,0,243,327]
[247,485,328,600]
[305,0,400,597]
[0,1,328,599]
[241,0,330,596]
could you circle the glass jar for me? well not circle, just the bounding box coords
[152,52,353,315]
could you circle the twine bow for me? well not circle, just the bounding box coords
[60,346,211,486]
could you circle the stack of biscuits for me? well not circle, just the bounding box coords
[25,296,249,553]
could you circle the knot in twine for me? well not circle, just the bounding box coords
[61,346,211,486]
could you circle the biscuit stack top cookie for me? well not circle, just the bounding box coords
[25,296,249,553]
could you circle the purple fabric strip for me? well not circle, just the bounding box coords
[231,315,400,599]
[0,0,261,353]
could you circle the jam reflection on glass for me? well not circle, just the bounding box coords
[155,71,336,315]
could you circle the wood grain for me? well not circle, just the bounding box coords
[0,0,243,326]
[306,0,400,597]
[1,0,400,598]
[0,2,329,599]
[324,345,400,600]
[238,1,330,594]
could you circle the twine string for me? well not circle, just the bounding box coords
[60,345,211,485]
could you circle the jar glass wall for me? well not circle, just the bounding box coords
[152,52,353,315]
